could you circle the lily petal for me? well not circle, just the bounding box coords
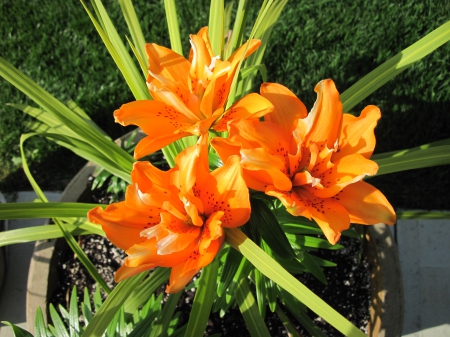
[166,236,224,293]
[124,237,199,268]
[334,105,381,161]
[260,82,307,133]
[300,79,342,150]
[212,93,274,132]
[146,43,189,83]
[134,132,191,159]
[305,153,379,198]
[208,155,251,227]
[88,203,150,251]
[336,181,396,225]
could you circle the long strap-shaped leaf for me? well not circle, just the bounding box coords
[226,228,366,337]
[0,57,135,173]
[235,274,271,337]
[118,0,148,68]
[82,0,150,101]
[185,259,219,337]
[208,0,225,57]
[0,222,103,247]
[397,210,450,220]
[81,271,148,337]
[374,144,450,175]
[164,0,183,56]
[0,202,99,219]
[23,132,131,182]
[341,20,450,112]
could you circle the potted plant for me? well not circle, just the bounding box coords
[0,1,449,336]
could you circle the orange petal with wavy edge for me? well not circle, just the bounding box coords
[114,100,193,134]
[300,79,342,150]
[336,181,396,225]
[146,43,189,83]
[305,153,379,198]
[88,204,151,251]
[228,118,292,157]
[200,63,230,118]
[124,236,199,268]
[334,105,381,161]
[189,34,212,82]
[210,137,241,162]
[115,263,155,283]
[240,148,292,191]
[134,132,191,159]
[165,236,224,293]
[131,161,172,195]
[212,93,274,132]
[260,82,307,133]
[175,134,209,195]
[208,156,251,228]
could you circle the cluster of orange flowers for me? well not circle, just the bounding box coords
[88,27,395,293]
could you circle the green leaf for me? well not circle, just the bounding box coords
[123,267,170,314]
[278,286,327,337]
[208,0,225,57]
[341,20,450,112]
[253,199,296,260]
[82,288,93,325]
[163,0,183,55]
[296,249,327,285]
[226,228,366,337]
[1,321,34,337]
[82,272,147,337]
[275,307,302,337]
[373,143,450,176]
[185,259,219,337]
[34,306,49,337]
[235,275,271,337]
[149,291,183,337]
[397,210,450,220]
[254,268,266,318]
[69,286,80,337]
[0,202,102,220]
[24,132,131,182]
[238,64,267,82]
[82,0,150,101]
[49,304,70,337]
[0,224,78,247]
[118,0,148,68]
[0,57,134,173]
[217,247,243,297]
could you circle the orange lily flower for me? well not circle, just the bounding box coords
[114,27,273,159]
[212,79,396,244]
[88,136,250,293]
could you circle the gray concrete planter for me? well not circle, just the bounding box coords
[365,224,404,337]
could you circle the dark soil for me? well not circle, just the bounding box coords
[48,174,370,336]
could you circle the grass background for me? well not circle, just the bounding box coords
[0,0,449,210]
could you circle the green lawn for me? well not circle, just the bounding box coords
[1,0,449,210]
